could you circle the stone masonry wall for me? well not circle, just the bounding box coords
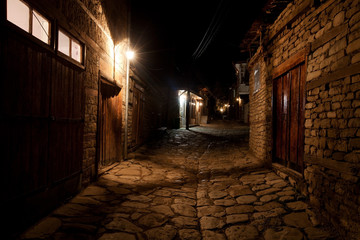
[248,52,273,166]
[55,0,128,185]
[249,0,360,238]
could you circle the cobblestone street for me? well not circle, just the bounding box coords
[21,121,336,240]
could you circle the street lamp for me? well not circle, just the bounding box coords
[124,50,134,160]
[126,50,134,60]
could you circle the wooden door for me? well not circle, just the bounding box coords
[273,63,305,172]
[2,39,52,199]
[1,37,84,199]
[98,77,122,168]
[49,60,84,183]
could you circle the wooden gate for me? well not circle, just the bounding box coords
[1,30,84,233]
[273,63,306,173]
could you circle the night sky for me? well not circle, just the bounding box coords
[130,0,267,96]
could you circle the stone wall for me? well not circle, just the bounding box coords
[43,0,129,184]
[248,51,273,166]
[249,0,360,238]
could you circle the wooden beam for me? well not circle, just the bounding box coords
[306,62,360,90]
[310,24,349,52]
[305,155,359,176]
[272,46,310,79]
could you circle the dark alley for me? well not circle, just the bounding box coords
[19,121,335,240]
[2,0,360,239]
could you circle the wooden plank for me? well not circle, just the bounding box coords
[289,67,300,164]
[306,62,360,90]
[282,73,290,162]
[297,64,306,172]
[275,77,283,160]
[311,24,348,52]
[305,155,359,176]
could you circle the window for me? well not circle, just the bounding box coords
[6,0,51,44]
[58,30,70,56]
[58,29,83,64]
[254,64,261,93]
[32,10,50,44]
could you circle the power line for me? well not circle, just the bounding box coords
[192,1,224,60]
[192,0,229,61]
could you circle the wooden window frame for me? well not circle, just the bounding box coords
[56,27,85,68]
[253,63,261,94]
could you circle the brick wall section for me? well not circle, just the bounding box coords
[249,0,360,238]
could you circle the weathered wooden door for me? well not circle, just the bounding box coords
[98,77,122,168]
[49,60,84,183]
[1,31,84,234]
[273,64,305,172]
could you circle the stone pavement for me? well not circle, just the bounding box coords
[20,121,337,239]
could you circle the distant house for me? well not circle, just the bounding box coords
[233,62,250,123]
[178,90,207,128]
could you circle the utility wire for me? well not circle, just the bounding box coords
[192,2,223,60]
[192,0,228,60]
[192,0,224,59]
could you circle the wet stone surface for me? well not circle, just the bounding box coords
[20,121,336,239]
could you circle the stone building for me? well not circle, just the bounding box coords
[178,90,206,128]
[2,0,165,236]
[233,62,250,123]
[245,0,360,238]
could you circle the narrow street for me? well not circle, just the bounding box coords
[21,121,335,240]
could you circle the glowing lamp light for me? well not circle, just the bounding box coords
[220,108,224,113]
[126,50,134,60]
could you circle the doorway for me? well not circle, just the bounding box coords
[98,75,122,168]
[273,63,306,173]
